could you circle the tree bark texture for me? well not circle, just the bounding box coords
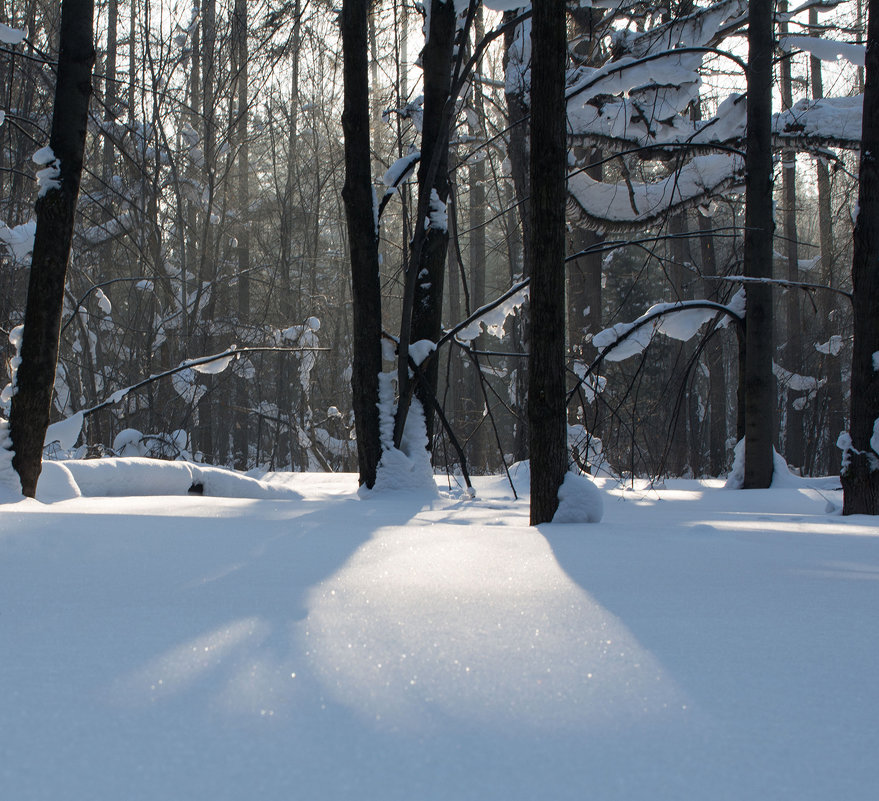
[842,0,879,514]
[409,0,455,447]
[698,212,728,477]
[743,0,776,488]
[9,0,95,497]
[341,0,383,488]
[528,0,567,525]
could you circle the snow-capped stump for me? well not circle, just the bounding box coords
[552,472,604,524]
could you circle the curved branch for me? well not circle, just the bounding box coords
[566,301,744,405]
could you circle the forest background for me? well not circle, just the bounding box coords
[0,0,872,499]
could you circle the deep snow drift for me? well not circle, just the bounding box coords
[1,465,877,800]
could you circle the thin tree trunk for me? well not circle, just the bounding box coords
[9,0,95,497]
[342,0,383,487]
[779,1,805,471]
[196,0,217,462]
[528,0,567,525]
[233,0,250,470]
[698,212,728,476]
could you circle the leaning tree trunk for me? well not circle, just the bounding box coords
[9,0,95,497]
[742,0,776,488]
[341,0,383,488]
[841,0,879,515]
[528,0,567,525]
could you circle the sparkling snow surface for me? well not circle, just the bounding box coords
[1,470,877,800]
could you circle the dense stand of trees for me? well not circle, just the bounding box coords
[1,1,876,514]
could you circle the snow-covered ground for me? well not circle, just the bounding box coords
[1,464,877,800]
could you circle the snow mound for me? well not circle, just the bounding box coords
[553,471,604,524]
[35,461,82,502]
[59,458,302,500]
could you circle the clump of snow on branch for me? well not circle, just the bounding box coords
[773,362,825,410]
[0,416,20,499]
[593,300,734,362]
[1,324,23,415]
[32,146,61,197]
[567,50,704,148]
[408,339,436,367]
[774,96,864,147]
[0,219,36,262]
[381,150,420,207]
[187,352,235,375]
[455,285,529,344]
[617,0,748,59]
[171,368,206,406]
[571,364,607,404]
[0,22,26,45]
[44,412,84,452]
[778,35,865,67]
[815,336,843,356]
[94,288,112,315]
[568,425,611,477]
[568,154,743,229]
[503,16,530,99]
[282,316,321,393]
[425,188,447,232]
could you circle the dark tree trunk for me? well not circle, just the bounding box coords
[9,0,95,497]
[742,0,776,488]
[528,0,567,525]
[842,0,879,515]
[408,0,456,447]
[341,0,383,488]
[699,213,728,477]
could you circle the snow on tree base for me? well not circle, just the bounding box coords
[553,471,604,524]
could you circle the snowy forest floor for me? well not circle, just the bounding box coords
[1,467,877,800]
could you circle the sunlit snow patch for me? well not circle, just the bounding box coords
[305,526,687,733]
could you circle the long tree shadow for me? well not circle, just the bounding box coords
[1,486,427,723]
[541,512,879,794]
